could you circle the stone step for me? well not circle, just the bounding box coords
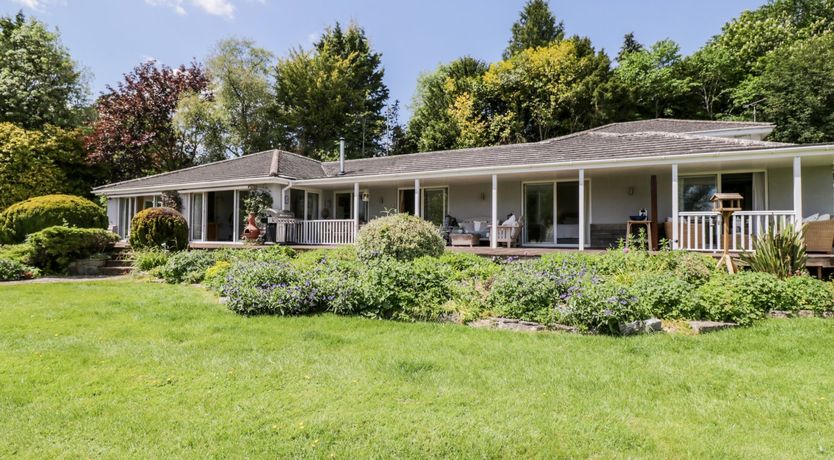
[104,259,133,268]
[99,266,132,276]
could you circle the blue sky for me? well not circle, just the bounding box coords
[4,0,766,120]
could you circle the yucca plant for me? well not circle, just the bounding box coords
[741,225,807,279]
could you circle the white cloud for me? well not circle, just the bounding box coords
[145,0,236,19]
[11,0,64,10]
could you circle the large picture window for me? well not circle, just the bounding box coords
[679,172,765,212]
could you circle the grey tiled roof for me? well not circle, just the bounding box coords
[592,118,773,134]
[94,121,791,193]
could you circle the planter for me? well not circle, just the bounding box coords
[69,258,107,276]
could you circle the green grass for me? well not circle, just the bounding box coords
[1,280,833,458]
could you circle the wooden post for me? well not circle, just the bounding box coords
[650,175,658,251]
[672,164,679,250]
[578,169,585,251]
[491,174,498,249]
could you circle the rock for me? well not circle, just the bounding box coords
[768,310,791,319]
[619,320,645,336]
[688,321,737,334]
[798,310,815,318]
[550,324,579,333]
[823,311,834,319]
[218,297,228,304]
[468,319,496,329]
[437,312,461,324]
[644,318,662,332]
[468,317,546,332]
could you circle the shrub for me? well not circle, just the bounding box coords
[560,280,643,334]
[158,250,219,284]
[133,248,171,272]
[671,252,716,286]
[129,207,188,250]
[487,261,581,324]
[362,256,455,321]
[355,213,445,261]
[223,261,319,316]
[27,226,119,274]
[0,258,39,281]
[630,271,697,319]
[696,272,786,326]
[0,243,34,265]
[741,226,807,279]
[438,251,501,281]
[783,275,834,313]
[204,260,233,293]
[216,245,297,265]
[0,194,107,244]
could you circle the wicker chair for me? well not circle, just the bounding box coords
[804,219,834,253]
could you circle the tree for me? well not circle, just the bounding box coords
[380,100,412,155]
[86,61,208,183]
[174,38,275,160]
[683,45,740,118]
[483,37,612,143]
[273,22,389,160]
[614,39,692,118]
[0,12,88,129]
[0,123,95,210]
[617,32,643,62]
[406,56,488,152]
[503,0,565,59]
[756,32,834,143]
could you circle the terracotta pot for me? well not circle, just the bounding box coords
[243,212,261,240]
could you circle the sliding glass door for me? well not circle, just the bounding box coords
[189,193,204,241]
[523,181,589,247]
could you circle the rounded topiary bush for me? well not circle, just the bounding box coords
[129,207,188,251]
[355,213,445,261]
[0,194,106,244]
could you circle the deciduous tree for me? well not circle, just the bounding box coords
[614,39,692,118]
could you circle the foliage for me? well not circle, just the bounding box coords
[203,260,232,293]
[486,261,566,324]
[26,226,119,274]
[132,248,171,273]
[158,250,218,284]
[614,39,692,118]
[359,256,455,321]
[174,38,276,160]
[85,60,209,183]
[0,123,97,212]
[406,57,488,152]
[783,275,834,312]
[503,0,565,59]
[437,251,501,281]
[0,194,107,244]
[160,191,182,212]
[0,243,33,265]
[683,44,741,119]
[740,225,807,279]
[241,187,273,219]
[560,280,642,334]
[0,258,38,281]
[696,272,786,326]
[629,271,697,319]
[617,32,644,62]
[129,207,189,251]
[355,213,445,262]
[273,22,389,159]
[0,12,88,129]
[755,32,834,143]
[223,261,319,316]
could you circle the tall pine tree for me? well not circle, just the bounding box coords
[503,0,565,59]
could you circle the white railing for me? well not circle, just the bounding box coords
[676,211,797,252]
[275,219,355,245]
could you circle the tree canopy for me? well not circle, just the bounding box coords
[0,12,88,129]
[504,0,565,59]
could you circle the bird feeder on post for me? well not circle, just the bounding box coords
[711,192,743,274]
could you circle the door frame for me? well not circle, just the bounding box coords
[520,179,592,248]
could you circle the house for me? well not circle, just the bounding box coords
[92,119,834,253]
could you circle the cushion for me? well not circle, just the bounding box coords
[803,213,820,223]
[818,214,831,221]
[501,215,517,226]
[461,222,475,233]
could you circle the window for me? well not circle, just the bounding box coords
[190,193,203,240]
[680,175,717,212]
[290,189,305,219]
[679,172,765,212]
[334,192,368,222]
[423,188,447,226]
[306,192,319,220]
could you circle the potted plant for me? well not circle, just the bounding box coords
[241,187,274,242]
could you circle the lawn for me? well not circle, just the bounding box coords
[1,280,833,458]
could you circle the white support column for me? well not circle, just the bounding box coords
[201,192,208,242]
[672,164,679,250]
[232,190,240,242]
[793,156,803,229]
[353,182,360,240]
[578,169,585,251]
[414,179,421,218]
[490,174,498,249]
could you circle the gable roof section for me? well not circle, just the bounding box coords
[592,118,774,135]
[94,123,793,194]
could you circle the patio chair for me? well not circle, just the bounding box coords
[804,219,834,253]
[495,215,524,248]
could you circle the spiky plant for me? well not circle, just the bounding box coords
[741,225,807,279]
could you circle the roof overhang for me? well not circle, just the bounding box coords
[686,126,774,138]
[93,176,291,197]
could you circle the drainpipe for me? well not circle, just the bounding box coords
[338,137,346,175]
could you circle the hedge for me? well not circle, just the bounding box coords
[27,226,119,274]
[129,207,188,250]
[0,194,106,244]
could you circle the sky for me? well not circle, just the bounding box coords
[3,0,768,121]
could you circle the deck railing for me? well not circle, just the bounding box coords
[676,210,797,252]
[275,219,355,245]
